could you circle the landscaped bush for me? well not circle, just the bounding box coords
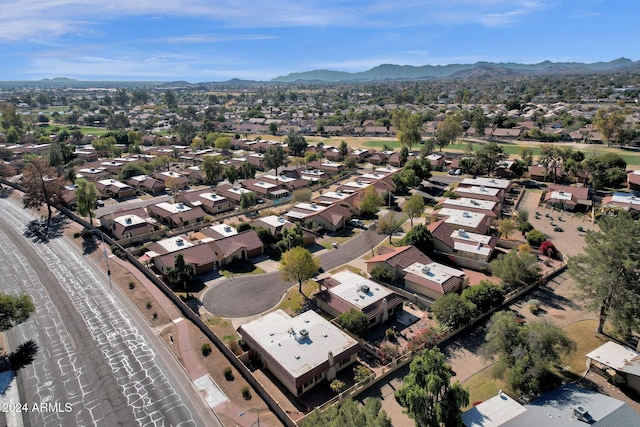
[407,327,446,353]
[385,328,396,342]
[518,221,534,235]
[526,229,546,247]
[330,379,346,394]
[353,365,373,383]
[377,342,400,365]
[201,343,212,357]
[539,240,557,258]
[241,386,251,399]
[223,366,234,381]
[370,265,393,283]
[336,309,369,337]
[128,281,136,290]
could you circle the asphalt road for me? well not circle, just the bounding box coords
[202,228,386,318]
[0,199,215,427]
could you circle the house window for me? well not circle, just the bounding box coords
[126,232,133,238]
[218,205,222,211]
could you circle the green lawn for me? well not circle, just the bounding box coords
[40,123,112,137]
[278,280,318,315]
[562,320,607,374]
[219,262,265,277]
[461,366,507,409]
[362,140,402,149]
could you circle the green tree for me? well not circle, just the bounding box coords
[377,212,406,243]
[303,398,392,427]
[403,194,425,227]
[74,178,98,224]
[202,155,223,182]
[395,347,469,427]
[568,212,640,334]
[269,122,278,135]
[22,157,64,234]
[240,191,257,209]
[434,113,463,151]
[393,109,423,150]
[497,218,516,239]
[401,224,433,255]
[277,223,305,252]
[263,145,289,180]
[593,108,625,146]
[518,147,534,166]
[339,140,349,158]
[239,162,256,179]
[432,293,476,330]
[0,292,35,332]
[214,136,231,149]
[285,132,308,157]
[279,246,320,295]
[491,249,542,292]
[119,163,147,181]
[175,121,196,144]
[92,136,118,158]
[483,311,575,396]
[461,281,504,315]
[525,229,546,247]
[360,186,383,217]
[476,142,507,176]
[291,188,312,203]
[167,253,195,293]
[337,308,369,337]
[164,89,177,108]
[224,165,238,184]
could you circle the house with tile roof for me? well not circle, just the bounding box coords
[152,243,218,276]
[440,197,502,219]
[365,245,432,281]
[176,187,235,215]
[237,309,360,397]
[628,170,640,191]
[126,174,166,195]
[95,178,135,199]
[436,209,491,235]
[402,260,465,300]
[454,185,505,203]
[205,229,264,265]
[427,220,497,264]
[315,271,405,328]
[286,202,352,232]
[147,202,206,228]
[543,184,591,211]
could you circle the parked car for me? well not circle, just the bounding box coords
[349,219,366,229]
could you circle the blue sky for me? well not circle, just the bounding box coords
[1,0,637,82]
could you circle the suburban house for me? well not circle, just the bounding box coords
[99,207,158,240]
[95,178,135,199]
[435,209,491,235]
[286,202,352,232]
[365,245,432,281]
[529,165,563,182]
[205,229,264,265]
[402,261,466,301]
[147,202,206,228]
[152,243,218,276]
[543,184,591,211]
[454,185,505,203]
[237,309,360,397]
[602,192,640,212]
[153,170,189,189]
[77,166,109,181]
[261,174,308,191]
[177,188,235,215]
[586,341,640,395]
[126,175,166,195]
[250,215,316,246]
[440,197,502,219]
[627,170,640,191]
[306,160,345,176]
[214,183,254,204]
[460,177,512,193]
[313,190,360,216]
[428,220,497,264]
[315,271,405,328]
[462,384,640,426]
[426,153,445,170]
[242,179,291,200]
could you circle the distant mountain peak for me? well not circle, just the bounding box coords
[271,58,636,83]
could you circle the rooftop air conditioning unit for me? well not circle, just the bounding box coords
[125,217,132,224]
[176,238,183,245]
[358,284,370,293]
[177,203,184,209]
[277,216,285,223]
[224,225,231,232]
[422,266,431,275]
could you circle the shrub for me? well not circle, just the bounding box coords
[152,312,158,320]
[353,365,373,383]
[407,327,446,353]
[337,309,369,337]
[526,229,546,247]
[73,231,81,238]
[128,281,136,290]
[200,343,211,357]
[377,342,400,365]
[442,190,460,199]
[146,301,152,309]
[223,366,234,381]
[518,221,534,235]
[241,386,251,399]
[80,228,93,239]
[385,328,396,342]
[330,379,346,394]
[370,265,393,283]
[539,240,557,258]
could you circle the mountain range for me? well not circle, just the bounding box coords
[270,58,638,83]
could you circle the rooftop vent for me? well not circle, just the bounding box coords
[224,225,232,232]
[310,202,317,209]
[357,284,370,293]
[462,212,471,218]
[458,229,468,237]
[277,216,285,223]
[176,238,184,245]
[573,406,592,423]
[177,203,184,209]
[422,266,431,275]
[299,328,309,337]
[125,217,132,224]
[480,185,485,191]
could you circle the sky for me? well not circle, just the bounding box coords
[1,0,638,82]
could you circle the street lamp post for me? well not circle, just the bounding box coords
[239,408,260,427]
[98,230,112,289]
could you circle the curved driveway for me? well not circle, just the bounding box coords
[0,199,211,427]
[203,229,386,317]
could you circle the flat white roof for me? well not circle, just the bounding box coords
[329,271,392,309]
[240,310,358,379]
[343,181,370,190]
[155,202,192,214]
[97,179,130,189]
[263,174,296,183]
[101,161,123,167]
[455,185,501,197]
[294,202,326,212]
[461,177,511,189]
[160,171,184,178]
[259,215,289,228]
[129,174,150,182]
[462,392,527,427]
[359,172,388,181]
[253,180,277,189]
[375,166,400,173]
[608,192,640,207]
[321,161,342,167]
[78,167,106,174]
[439,208,486,228]
[587,341,640,376]
[156,235,194,252]
[114,214,147,227]
[403,261,464,284]
[453,241,492,257]
[228,186,252,195]
[209,223,238,237]
[443,197,497,211]
[549,190,573,201]
[199,192,226,203]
